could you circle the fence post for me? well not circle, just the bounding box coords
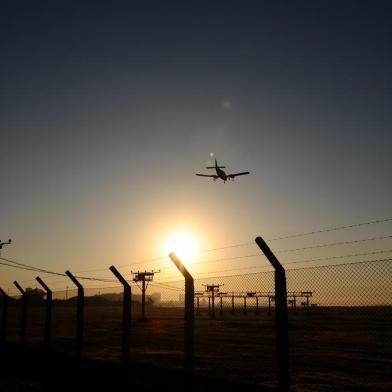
[36,277,52,349]
[255,236,290,392]
[169,252,194,376]
[110,266,131,365]
[13,281,27,347]
[211,289,215,318]
[65,271,84,358]
[0,288,8,344]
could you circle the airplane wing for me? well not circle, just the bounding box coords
[196,173,217,177]
[227,171,250,179]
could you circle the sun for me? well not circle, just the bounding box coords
[164,231,199,263]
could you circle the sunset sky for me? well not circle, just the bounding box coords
[1,1,391,293]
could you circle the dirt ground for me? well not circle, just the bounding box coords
[3,304,392,392]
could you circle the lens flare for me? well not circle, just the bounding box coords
[164,231,199,263]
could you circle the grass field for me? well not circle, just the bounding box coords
[3,303,392,391]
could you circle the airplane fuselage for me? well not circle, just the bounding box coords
[216,167,227,181]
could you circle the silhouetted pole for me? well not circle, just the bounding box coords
[132,270,159,321]
[0,239,12,251]
[36,277,52,349]
[268,296,272,316]
[14,281,27,346]
[169,252,194,376]
[0,288,8,344]
[110,266,131,364]
[255,236,290,392]
[293,295,297,315]
[141,279,146,320]
[231,294,235,315]
[219,296,223,316]
[243,296,247,315]
[211,289,215,318]
[0,241,12,345]
[65,271,84,358]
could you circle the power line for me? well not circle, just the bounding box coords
[282,248,392,266]
[286,258,392,272]
[58,217,392,273]
[163,248,392,278]
[159,235,392,272]
[156,258,392,284]
[194,217,392,254]
[0,257,116,283]
[1,217,391,285]
[268,217,392,241]
[73,257,166,273]
[0,256,64,276]
[0,260,49,274]
[149,282,184,292]
[275,234,392,253]
[2,232,391,282]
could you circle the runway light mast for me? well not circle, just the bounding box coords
[132,270,160,321]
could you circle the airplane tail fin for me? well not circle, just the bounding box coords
[206,159,226,169]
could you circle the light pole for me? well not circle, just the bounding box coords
[0,239,12,249]
[0,239,12,257]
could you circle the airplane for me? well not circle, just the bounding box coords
[196,159,250,183]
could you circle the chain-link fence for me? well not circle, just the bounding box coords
[1,258,391,391]
[286,259,392,392]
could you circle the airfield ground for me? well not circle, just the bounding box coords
[3,305,392,392]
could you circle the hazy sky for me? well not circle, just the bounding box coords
[1,1,391,292]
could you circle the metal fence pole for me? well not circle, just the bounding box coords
[13,281,27,347]
[110,266,131,365]
[256,236,290,392]
[169,252,194,376]
[211,289,215,318]
[36,277,52,349]
[0,288,8,344]
[268,296,273,316]
[65,271,84,358]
